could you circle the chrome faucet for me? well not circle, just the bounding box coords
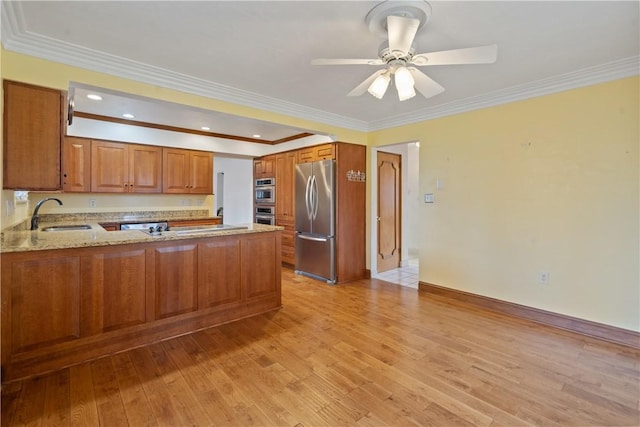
[30,197,63,230]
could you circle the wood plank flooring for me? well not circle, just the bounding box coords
[2,268,639,426]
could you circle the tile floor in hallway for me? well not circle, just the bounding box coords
[373,257,419,288]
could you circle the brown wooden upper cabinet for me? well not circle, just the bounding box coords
[254,155,275,178]
[62,137,91,192]
[275,151,296,222]
[3,80,64,190]
[297,143,335,164]
[163,148,213,194]
[91,141,162,193]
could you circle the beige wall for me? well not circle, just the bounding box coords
[370,76,639,332]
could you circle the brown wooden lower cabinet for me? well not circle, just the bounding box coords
[149,243,198,319]
[6,256,81,355]
[281,227,296,265]
[81,248,147,336]
[198,238,242,309]
[0,230,281,383]
[242,233,279,298]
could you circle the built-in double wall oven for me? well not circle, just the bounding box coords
[255,178,276,225]
[255,205,276,225]
[255,178,275,204]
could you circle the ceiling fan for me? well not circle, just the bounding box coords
[311,1,498,101]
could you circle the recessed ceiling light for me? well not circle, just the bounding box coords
[122,113,135,119]
[252,134,262,138]
[201,126,210,131]
[86,94,102,101]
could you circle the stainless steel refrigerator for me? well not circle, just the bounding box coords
[294,159,336,284]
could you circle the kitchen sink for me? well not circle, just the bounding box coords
[42,224,92,231]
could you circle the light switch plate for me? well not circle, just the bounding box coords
[424,193,434,203]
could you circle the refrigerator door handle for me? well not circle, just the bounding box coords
[298,234,329,242]
[305,176,313,221]
[312,175,319,220]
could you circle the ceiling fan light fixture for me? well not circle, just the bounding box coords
[394,66,416,101]
[368,72,391,99]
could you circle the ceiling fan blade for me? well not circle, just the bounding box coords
[408,68,445,99]
[412,44,498,66]
[311,58,383,66]
[347,70,386,97]
[387,15,419,55]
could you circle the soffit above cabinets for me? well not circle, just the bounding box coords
[69,83,323,145]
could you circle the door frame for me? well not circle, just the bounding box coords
[370,142,419,275]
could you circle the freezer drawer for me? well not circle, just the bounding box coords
[295,233,336,284]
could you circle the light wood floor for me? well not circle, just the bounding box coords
[2,268,639,426]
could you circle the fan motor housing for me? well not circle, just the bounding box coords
[365,0,432,37]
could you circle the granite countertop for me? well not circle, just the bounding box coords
[1,222,283,253]
[1,210,282,253]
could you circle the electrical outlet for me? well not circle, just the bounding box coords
[538,271,550,285]
[424,193,434,203]
[89,199,97,208]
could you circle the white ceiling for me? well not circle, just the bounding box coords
[2,1,639,137]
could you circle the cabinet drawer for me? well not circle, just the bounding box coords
[277,218,295,230]
[282,230,295,248]
[282,246,295,265]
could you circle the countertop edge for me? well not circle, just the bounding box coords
[1,223,284,254]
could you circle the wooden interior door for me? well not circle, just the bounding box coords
[377,151,401,273]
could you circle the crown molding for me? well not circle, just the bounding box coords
[2,1,638,134]
[368,56,640,131]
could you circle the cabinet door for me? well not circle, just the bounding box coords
[81,248,147,336]
[129,144,162,193]
[149,243,198,319]
[315,144,335,160]
[242,233,279,299]
[254,156,275,178]
[275,151,296,221]
[297,143,335,164]
[5,255,81,355]
[3,80,62,190]
[62,137,91,192]
[198,237,242,309]
[91,141,128,192]
[296,147,316,164]
[253,159,265,178]
[189,151,213,194]
[162,148,190,193]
